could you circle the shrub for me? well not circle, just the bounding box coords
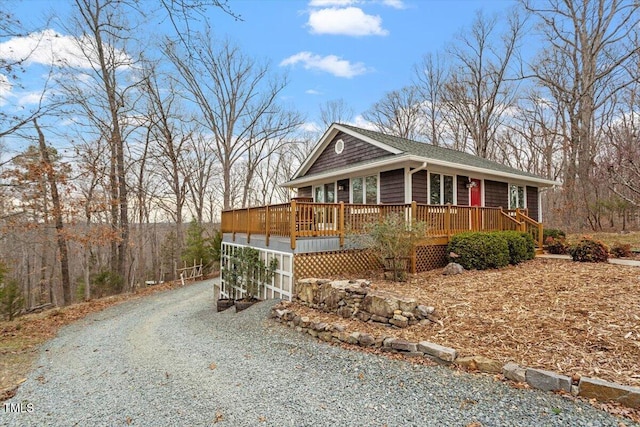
[502,231,535,265]
[544,228,566,240]
[90,270,124,298]
[568,237,609,263]
[610,242,632,258]
[545,236,568,255]
[448,232,510,270]
[354,213,427,281]
[0,280,24,321]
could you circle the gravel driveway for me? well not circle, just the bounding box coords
[3,280,636,427]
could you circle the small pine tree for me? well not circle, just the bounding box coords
[0,263,24,321]
[181,221,214,270]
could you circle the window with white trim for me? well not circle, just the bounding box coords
[314,183,336,202]
[509,184,525,209]
[351,175,378,204]
[429,173,454,205]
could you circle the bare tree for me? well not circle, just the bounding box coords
[319,99,354,128]
[442,10,524,158]
[165,34,297,209]
[185,132,220,224]
[414,52,449,146]
[33,119,71,305]
[362,86,424,140]
[523,0,640,223]
[59,0,143,283]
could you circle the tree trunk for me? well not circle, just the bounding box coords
[34,119,72,305]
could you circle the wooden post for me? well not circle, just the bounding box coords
[445,204,451,237]
[290,200,297,250]
[411,201,417,227]
[265,205,270,247]
[339,202,345,247]
[538,222,544,249]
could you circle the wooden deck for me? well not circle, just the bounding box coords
[221,201,544,251]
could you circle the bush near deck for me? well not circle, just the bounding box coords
[447,231,535,270]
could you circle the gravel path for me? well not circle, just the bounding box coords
[2,280,637,427]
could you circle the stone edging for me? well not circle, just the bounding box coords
[270,303,640,409]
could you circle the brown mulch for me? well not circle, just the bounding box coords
[288,258,640,388]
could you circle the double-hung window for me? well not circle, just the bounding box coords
[509,184,525,209]
[314,183,336,202]
[429,173,454,205]
[351,175,378,204]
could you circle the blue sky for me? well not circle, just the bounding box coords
[1,0,518,144]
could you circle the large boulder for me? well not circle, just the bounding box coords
[361,290,417,318]
[442,262,464,275]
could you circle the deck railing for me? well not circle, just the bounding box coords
[221,201,541,250]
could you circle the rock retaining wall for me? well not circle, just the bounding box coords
[270,302,640,409]
[295,278,436,328]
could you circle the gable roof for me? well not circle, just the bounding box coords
[285,123,559,187]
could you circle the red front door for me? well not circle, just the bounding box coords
[470,179,481,207]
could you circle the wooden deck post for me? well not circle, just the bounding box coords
[339,202,345,247]
[290,200,297,250]
[265,205,270,247]
[411,201,417,226]
[445,204,451,237]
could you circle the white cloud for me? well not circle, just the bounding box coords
[300,121,321,133]
[352,115,376,130]
[305,89,323,95]
[0,29,131,69]
[17,92,44,106]
[381,0,405,9]
[0,74,12,107]
[307,7,389,36]
[280,51,369,78]
[309,0,355,6]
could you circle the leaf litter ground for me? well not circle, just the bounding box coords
[290,258,640,388]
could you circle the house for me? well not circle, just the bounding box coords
[220,123,558,301]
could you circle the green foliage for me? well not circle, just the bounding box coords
[544,228,566,240]
[355,212,427,281]
[503,231,535,265]
[223,247,277,300]
[0,263,24,320]
[568,237,609,263]
[0,280,24,321]
[545,236,568,255]
[90,270,124,298]
[610,242,632,258]
[211,229,223,263]
[181,221,216,270]
[447,232,510,270]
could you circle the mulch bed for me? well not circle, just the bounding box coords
[289,258,640,388]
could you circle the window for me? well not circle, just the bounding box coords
[509,185,525,209]
[429,173,454,205]
[334,139,344,154]
[352,177,363,203]
[314,183,336,202]
[325,183,335,203]
[351,175,377,204]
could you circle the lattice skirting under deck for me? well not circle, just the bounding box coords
[294,250,381,281]
[414,244,448,272]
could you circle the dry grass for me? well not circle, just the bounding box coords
[290,258,640,387]
[0,276,216,401]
